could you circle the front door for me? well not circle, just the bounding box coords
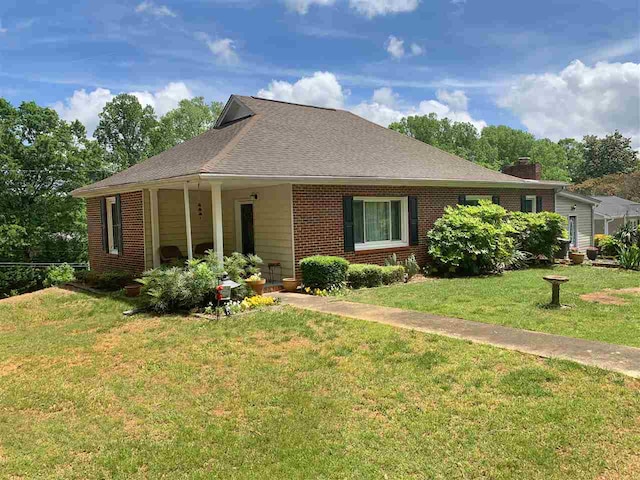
[568,216,577,248]
[240,203,255,255]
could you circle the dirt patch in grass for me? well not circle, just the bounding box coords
[581,287,640,305]
[0,361,20,377]
[0,287,75,305]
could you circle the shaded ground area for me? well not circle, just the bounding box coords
[0,289,639,478]
[347,266,640,348]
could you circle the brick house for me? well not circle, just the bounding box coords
[73,95,564,279]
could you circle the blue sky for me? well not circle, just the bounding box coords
[1,0,638,144]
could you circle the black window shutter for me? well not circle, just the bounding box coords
[408,196,419,246]
[115,194,123,255]
[520,195,527,212]
[458,195,466,206]
[536,196,543,213]
[343,196,354,252]
[100,197,108,252]
[492,195,500,205]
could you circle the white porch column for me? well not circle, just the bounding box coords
[149,188,160,267]
[211,182,224,262]
[183,182,193,260]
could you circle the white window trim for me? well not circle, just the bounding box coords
[106,196,118,255]
[353,196,409,251]
[526,195,537,213]
[465,195,492,204]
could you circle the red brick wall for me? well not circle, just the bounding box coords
[87,191,145,275]
[292,184,554,276]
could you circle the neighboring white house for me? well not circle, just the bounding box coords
[593,196,640,235]
[555,190,600,249]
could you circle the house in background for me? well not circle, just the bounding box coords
[593,196,640,235]
[72,95,563,279]
[554,190,600,249]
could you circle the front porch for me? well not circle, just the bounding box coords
[141,182,295,280]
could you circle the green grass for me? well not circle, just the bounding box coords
[347,265,640,347]
[0,288,639,479]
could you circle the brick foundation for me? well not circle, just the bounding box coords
[87,191,145,275]
[292,184,554,277]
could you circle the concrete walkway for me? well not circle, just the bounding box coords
[273,292,640,379]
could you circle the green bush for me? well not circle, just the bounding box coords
[598,236,622,257]
[76,270,133,291]
[427,201,515,275]
[0,266,45,298]
[507,211,568,259]
[348,264,383,289]
[619,245,640,270]
[614,223,639,248]
[43,263,75,287]
[381,265,405,285]
[300,256,349,290]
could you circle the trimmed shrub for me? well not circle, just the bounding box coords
[300,256,349,290]
[348,264,383,289]
[507,211,568,259]
[77,270,133,291]
[381,265,405,285]
[43,263,75,287]
[427,202,515,275]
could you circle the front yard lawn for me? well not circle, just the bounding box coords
[347,265,640,348]
[0,288,639,478]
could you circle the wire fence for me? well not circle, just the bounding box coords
[0,262,88,269]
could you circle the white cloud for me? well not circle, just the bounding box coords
[349,0,420,17]
[385,35,423,59]
[284,0,336,14]
[498,60,640,146]
[135,1,177,17]
[257,71,346,108]
[198,34,239,64]
[386,35,405,59]
[256,73,485,131]
[53,82,192,135]
[410,43,424,56]
[588,36,640,62]
[372,87,398,107]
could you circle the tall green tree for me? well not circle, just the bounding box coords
[479,125,536,170]
[580,131,638,181]
[0,99,105,262]
[557,138,585,182]
[95,94,157,170]
[150,97,223,155]
[528,139,571,181]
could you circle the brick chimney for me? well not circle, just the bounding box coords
[502,157,541,180]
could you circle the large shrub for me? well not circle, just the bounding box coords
[300,256,349,290]
[43,263,75,287]
[507,211,567,258]
[75,270,133,291]
[0,266,46,298]
[427,202,515,275]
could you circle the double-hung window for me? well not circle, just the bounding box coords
[523,195,537,213]
[352,197,408,250]
[105,196,121,255]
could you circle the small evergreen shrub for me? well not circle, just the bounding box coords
[78,270,133,290]
[300,256,349,290]
[348,264,384,289]
[43,263,75,287]
[381,265,405,285]
[0,266,45,298]
[427,201,515,275]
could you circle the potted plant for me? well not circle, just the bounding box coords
[282,278,299,292]
[246,273,266,295]
[124,283,142,297]
[586,246,599,261]
[569,248,585,265]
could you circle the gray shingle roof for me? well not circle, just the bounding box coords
[74,95,561,195]
[593,196,640,218]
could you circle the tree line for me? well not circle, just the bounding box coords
[1,94,638,267]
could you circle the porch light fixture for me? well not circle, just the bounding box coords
[250,193,258,201]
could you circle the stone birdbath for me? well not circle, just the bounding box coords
[543,275,569,307]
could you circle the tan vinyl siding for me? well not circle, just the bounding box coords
[156,189,214,258]
[555,195,593,249]
[222,184,294,279]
